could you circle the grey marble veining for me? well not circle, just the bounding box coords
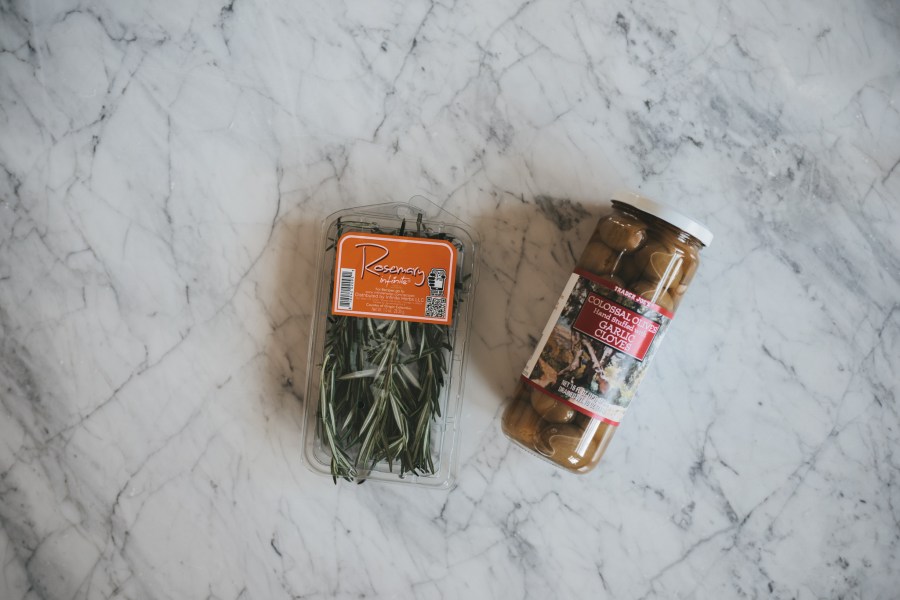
[1,0,899,598]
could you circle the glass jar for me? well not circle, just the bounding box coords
[501,192,713,474]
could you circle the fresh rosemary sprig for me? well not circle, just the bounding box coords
[318,215,458,483]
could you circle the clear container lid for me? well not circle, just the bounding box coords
[302,196,478,489]
[611,191,714,247]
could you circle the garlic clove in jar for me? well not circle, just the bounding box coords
[594,214,646,252]
[531,389,576,423]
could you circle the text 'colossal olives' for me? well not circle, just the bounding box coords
[501,192,713,474]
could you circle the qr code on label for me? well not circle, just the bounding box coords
[425,296,447,319]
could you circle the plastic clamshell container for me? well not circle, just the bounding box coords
[302,196,478,489]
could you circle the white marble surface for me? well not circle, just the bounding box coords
[1,0,899,597]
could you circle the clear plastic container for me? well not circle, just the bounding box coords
[302,197,477,488]
[502,191,713,474]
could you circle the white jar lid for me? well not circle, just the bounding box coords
[611,191,714,247]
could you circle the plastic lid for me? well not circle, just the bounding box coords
[611,191,714,247]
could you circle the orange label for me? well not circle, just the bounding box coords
[331,232,457,325]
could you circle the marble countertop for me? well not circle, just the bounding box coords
[2,0,899,598]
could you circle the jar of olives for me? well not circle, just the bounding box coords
[502,192,713,473]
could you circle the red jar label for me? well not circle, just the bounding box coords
[572,293,659,360]
[521,270,672,426]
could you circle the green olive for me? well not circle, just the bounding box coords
[594,214,646,252]
[637,242,684,289]
[530,389,555,413]
[531,389,575,423]
[502,390,542,446]
[576,241,622,277]
[631,280,675,313]
[616,249,649,284]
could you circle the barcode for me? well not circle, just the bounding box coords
[338,268,355,310]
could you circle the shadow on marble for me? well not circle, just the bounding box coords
[465,196,603,422]
[259,215,320,454]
